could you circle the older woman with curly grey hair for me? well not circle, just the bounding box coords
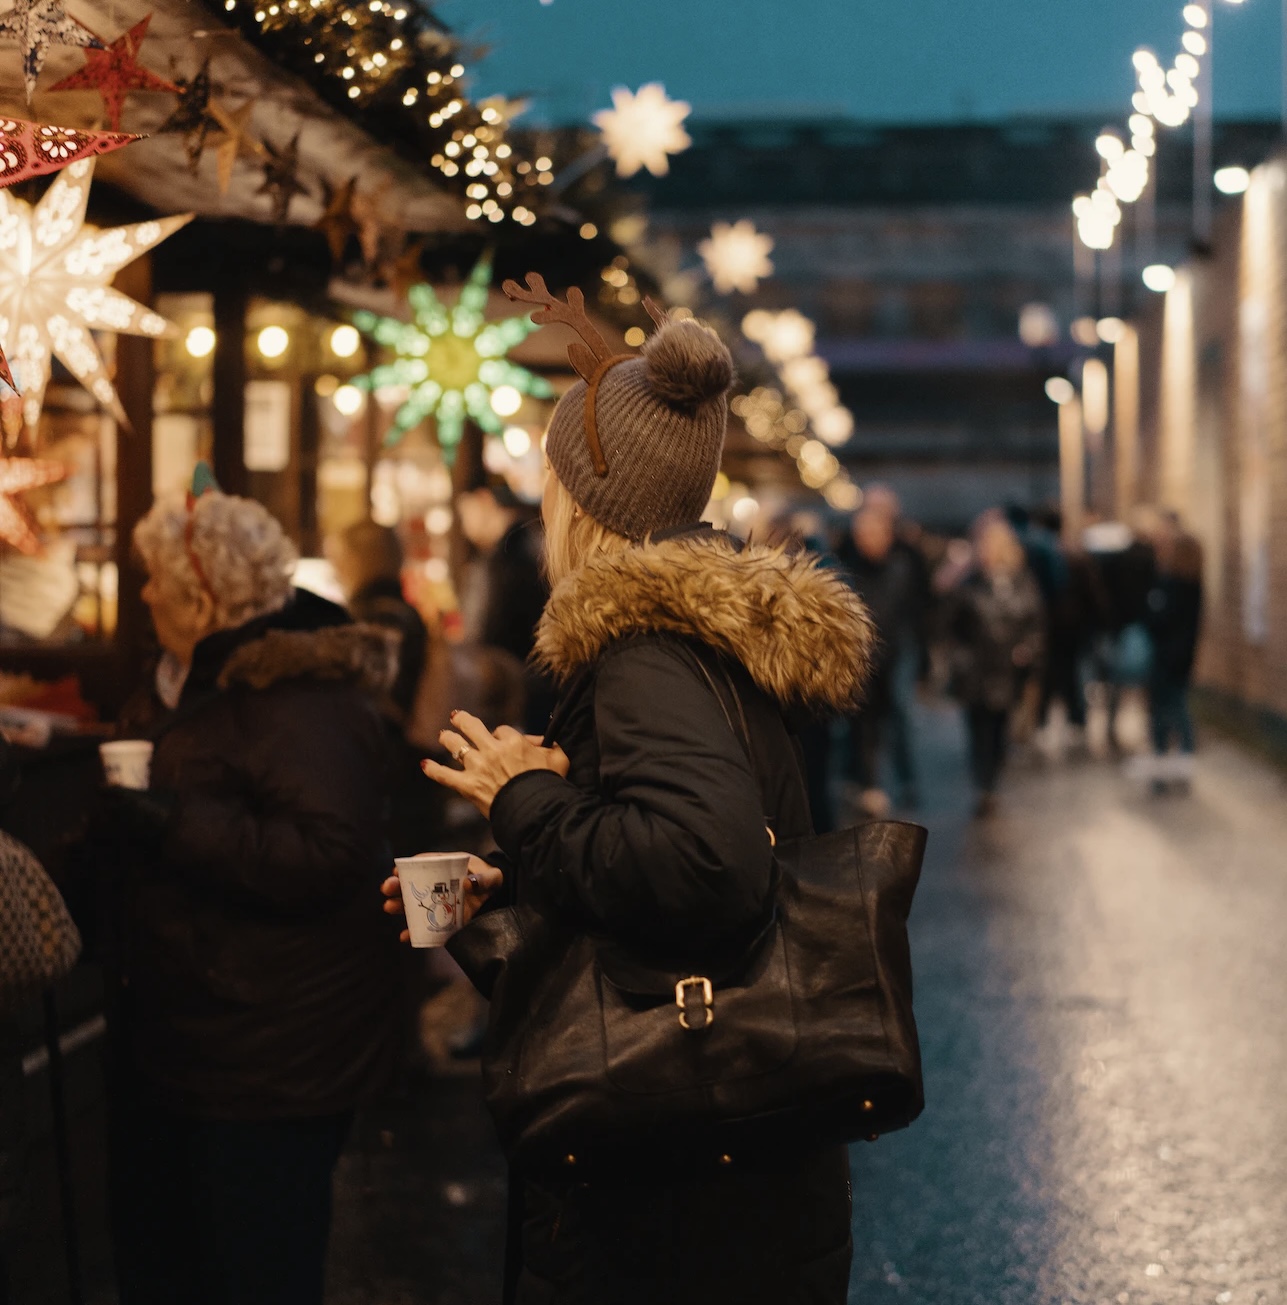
[100,479,402,1305]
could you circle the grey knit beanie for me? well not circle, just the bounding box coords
[503,274,734,542]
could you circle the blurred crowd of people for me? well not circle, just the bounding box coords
[792,488,1206,824]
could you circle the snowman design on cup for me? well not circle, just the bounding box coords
[410,879,458,933]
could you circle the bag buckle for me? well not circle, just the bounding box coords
[675,976,714,1031]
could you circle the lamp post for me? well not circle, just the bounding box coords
[1193,2,1215,245]
[1191,0,1255,245]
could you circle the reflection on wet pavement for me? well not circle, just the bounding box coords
[849,703,1287,1305]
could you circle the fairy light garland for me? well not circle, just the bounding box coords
[211,0,549,224]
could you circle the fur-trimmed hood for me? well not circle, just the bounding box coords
[535,533,876,712]
[217,623,399,696]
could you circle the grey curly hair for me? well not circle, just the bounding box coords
[134,492,297,630]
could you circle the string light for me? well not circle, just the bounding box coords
[1077,7,1219,253]
[217,2,551,225]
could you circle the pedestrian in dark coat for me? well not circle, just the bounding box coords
[1144,531,1203,783]
[98,485,402,1305]
[392,291,875,1304]
[947,518,1044,814]
[838,505,923,814]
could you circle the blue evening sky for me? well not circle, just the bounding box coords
[438,0,1282,125]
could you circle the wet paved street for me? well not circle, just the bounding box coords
[848,704,1287,1305]
[322,702,1287,1304]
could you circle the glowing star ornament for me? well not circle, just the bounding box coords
[0,0,101,105]
[699,219,774,296]
[353,256,555,458]
[592,82,691,178]
[0,454,65,553]
[0,159,193,431]
[47,15,178,131]
[1,115,139,188]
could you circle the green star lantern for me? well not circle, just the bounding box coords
[353,256,554,458]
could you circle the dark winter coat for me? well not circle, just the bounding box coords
[349,576,428,719]
[1144,575,1203,684]
[837,539,923,676]
[483,527,875,1304]
[1097,539,1158,632]
[129,591,403,1121]
[947,568,1045,712]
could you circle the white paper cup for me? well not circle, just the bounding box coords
[396,853,471,948]
[100,740,154,791]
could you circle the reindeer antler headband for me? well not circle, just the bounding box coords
[502,272,668,478]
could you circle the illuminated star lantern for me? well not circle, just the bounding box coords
[0,340,15,391]
[48,15,179,131]
[353,256,555,459]
[0,454,65,553]
[699,219,775,296]
[0,0,101,105]
[1,115,139,189]
[0,158,193,431]
[592,82,691,178]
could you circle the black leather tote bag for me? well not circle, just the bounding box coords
[449,666,927,1169]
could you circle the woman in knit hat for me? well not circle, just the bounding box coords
[386,280,876,1304]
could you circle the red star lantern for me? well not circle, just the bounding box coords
[1,114,140,188]
[0,455,66,554]
[48,15,178,132]
[0,342,15,393]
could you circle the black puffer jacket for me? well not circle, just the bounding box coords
[130,591,403,1120]
[484,528,876,1305]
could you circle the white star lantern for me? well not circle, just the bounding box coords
[0,159,192,430]
[593,82,691,178]
[699,219,774,296]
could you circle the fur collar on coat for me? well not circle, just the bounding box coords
[217,623,398,696]
[535,532,876,713]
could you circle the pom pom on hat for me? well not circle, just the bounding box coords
[642,319,735,412]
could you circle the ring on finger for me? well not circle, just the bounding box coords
[452,743,474,765]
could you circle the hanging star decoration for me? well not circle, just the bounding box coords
[158,58,216,172]
[353,256,555,458]
[258,132,306,223]
[592,82,691,178]
[352,177,393,268]
[1,115,139,188]
[0,454,65,553]
[47,14,178,131]
[0,158,193,432]
[208,100,264,196]
[0,342,15,392]
[699,219,775,296]
[314,175,358,266]
[380,235,425,300]
[0,0,101,105]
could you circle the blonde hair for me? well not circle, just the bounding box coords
[134,492,297,629]
[542,473,633,588]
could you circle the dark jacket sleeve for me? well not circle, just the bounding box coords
[163,687,388,913]
[489,640,774,949]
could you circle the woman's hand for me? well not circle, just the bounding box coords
[422,710,570,818]
[381,854,504,943]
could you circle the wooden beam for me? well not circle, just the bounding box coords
[212,282,249,498]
